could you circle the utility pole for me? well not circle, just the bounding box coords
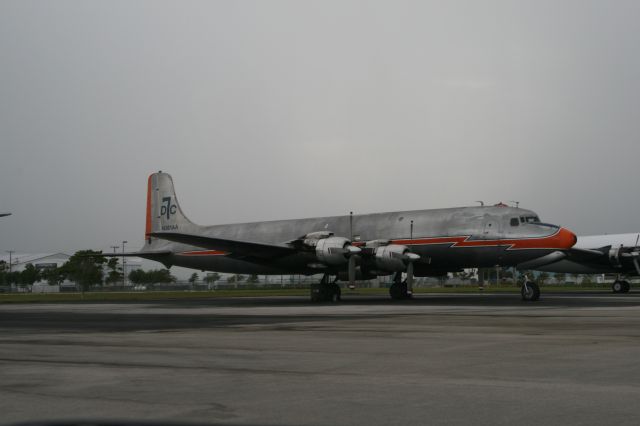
[410,220,414,239]
[121,241,127,287]
[6,251,14,273]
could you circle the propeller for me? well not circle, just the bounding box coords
[345,245,361,289]
[621,250,640,275]
[390,251,420,294]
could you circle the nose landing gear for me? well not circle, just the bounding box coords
[521,279,540,302]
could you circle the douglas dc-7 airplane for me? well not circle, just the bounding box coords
[111,172,577,302]
[537,233,640,293]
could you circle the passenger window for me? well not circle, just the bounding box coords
[520,217,525,223]
[510,218,519,227]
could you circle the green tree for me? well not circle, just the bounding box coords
[128,269,146,285]
[246,274,259,284]
[555,273,566,285]
[40,267,65,285]
[188,273,199,284]
[20,264,41,287]
[105,258,123,285]
[60,250,107,293]
[128,269,176,285]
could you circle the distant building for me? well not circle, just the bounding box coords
[0,253,71,272]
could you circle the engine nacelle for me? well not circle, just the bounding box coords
[315,237,353,266]
[608,246,640,272]
[374,244,412,272]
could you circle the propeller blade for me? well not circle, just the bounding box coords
[633,256,640,276]
[348,255,356,287]
[406,261,414,295]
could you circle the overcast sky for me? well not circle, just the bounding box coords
[1,0,640,255]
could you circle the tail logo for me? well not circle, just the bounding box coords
[161,197,177,220]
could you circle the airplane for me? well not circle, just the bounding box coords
[108,172,577,302]
[0,213,11,218]
[536,233,640,293]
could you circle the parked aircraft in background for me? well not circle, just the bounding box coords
[0,213,11,217]
[108,172,577,302]
[536,233,640,293]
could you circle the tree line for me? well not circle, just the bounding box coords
[0,250,177,291]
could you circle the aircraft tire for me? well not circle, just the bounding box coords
[310,284,321,303]
[521,281,540,302]
[310,284,341,302]
[612,281,623,293]
[332,283,342,301]
[622,281,631,293]
[389,282,409,300]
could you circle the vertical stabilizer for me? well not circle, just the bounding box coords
[145,172,200,238]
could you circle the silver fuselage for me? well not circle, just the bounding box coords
[143,206,574,276]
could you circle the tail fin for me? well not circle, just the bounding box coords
[145,172,200,239]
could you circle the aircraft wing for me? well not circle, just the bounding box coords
[149,232,297,259]
[566,247,609,261]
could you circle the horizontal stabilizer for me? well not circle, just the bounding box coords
[517,250,566,270]
[149,232,296,259]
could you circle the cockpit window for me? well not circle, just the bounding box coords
[510,218,519,226]
[520,216,540,223]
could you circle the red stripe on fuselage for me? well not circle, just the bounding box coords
[180,250,228,256]
[392,228,575,250]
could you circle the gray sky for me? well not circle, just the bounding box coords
[1,0,640,255]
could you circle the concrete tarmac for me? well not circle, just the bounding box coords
[2,292,640,425]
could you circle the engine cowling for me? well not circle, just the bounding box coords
[374,244,415,272]
[315,236,357,266]
[609,246,640,273]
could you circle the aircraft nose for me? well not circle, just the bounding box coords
[557,227,578,249]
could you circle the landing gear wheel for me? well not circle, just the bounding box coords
[612,280,624,294]
[622,280,631,293]
[389,282,409,300]
[309,283,341,302]
[329,283,341,301]
[521,281,540,302]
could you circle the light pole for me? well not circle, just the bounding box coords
[122,241,127,287]
[109,246,119,288]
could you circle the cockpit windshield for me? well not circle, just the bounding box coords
[520,216,540,224]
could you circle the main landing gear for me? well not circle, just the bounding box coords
[521,279,540,302]
[310,274,341,303]
[389,272,412,300]
[612,280,630,294]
